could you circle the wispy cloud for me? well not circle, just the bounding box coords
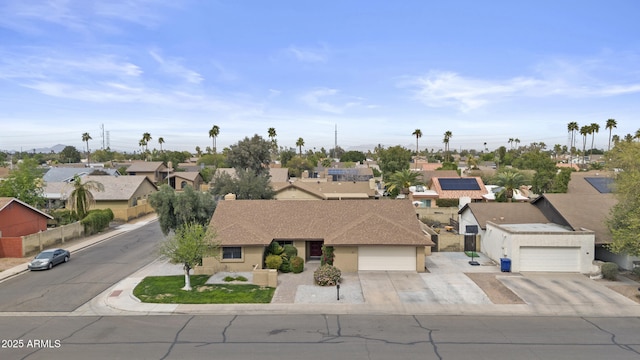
[404,58,640,112]
[286,44,329,63]
[300,88,363,113]
[149,50,203,84]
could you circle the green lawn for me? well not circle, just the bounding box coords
[133,275,275,304]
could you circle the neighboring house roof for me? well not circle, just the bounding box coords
[430,177,488,200]
[125,161,166,173]
[418,170,459,183]
[483,185,530,202]
[0,167,10,179]
[170,171,202,182]
[211,200,434,247]
[214,168,237,179]
[556,163,580,171]
[567,171,616,194]
[273,180,376,199]
[531,193,616,245]
[43,167,119,183]
[0,197,54,219]
[269,168,289,183]
[458,202,549,230]
[43,175,158,201]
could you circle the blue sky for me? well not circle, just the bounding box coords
[1,0,639,154]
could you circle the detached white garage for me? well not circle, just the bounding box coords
[358,246,417,271]
[482,222,595,274]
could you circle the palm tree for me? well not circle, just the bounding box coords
[268,127,277,157]
[589,123,599,156]
[567,121,579,163]
[141,132,152,152]
[81,132,92,164]
[605,119,617,151]
[138,139,147,155]
[296,137,305,157]
[158,137,165,152]
[508,138,514,149]
[195,146,202,157]
[209,125,220,154]
[412,129,422,169]
[514,138,520,148]
[385,169,421,197]
[635,128,640,142]
[611,134,620,145]
[553,144,562,162]
[579,125,589,164]
[68,175,104,219]
[494,170,526,202]
[443,131,452,162]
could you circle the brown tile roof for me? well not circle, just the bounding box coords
[567,171,616,194]
[125,161,165,173]
[533,193,616,245]
[431,177,488,200]
[210,200,434,247]
[272,181,376,199]
[459,202,549,229]
[269,168,289,183]
[43,176,157,201]
[170,172,202,181]
[419,170,459,183]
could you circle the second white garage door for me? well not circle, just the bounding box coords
[358,246,416,271]
[519,247,580,272]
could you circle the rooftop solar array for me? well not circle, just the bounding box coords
[439,178,480,191]
[328,168,359,175]
[584,177,615,194]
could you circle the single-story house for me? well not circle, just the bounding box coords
[429,177,488,202]
[198,199,434,274]
[0,197,54,257]
[43,175,158,221]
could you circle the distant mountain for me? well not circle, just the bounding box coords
[1,144,69,154]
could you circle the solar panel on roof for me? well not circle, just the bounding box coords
[328,168,358,175]
[439,178,480,191]
[584,177,614,194]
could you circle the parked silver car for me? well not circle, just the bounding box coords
[28,248,70,270]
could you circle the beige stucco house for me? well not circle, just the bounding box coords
[197,199,434,274]
[125,161,169,184]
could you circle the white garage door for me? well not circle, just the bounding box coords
[358,246,416,271]
[519,247,580,272]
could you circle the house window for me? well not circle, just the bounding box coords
[275,240,293,246]
[181,180,187,189]
[222,247,242,259]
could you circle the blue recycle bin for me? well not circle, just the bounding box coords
[500,258,511,272]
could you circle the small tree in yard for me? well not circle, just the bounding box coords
[158,223,218,291]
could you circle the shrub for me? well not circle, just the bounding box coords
[601,262,619,281]
[51,209,78,225]
[291,256,304,274]
[81,208,114,235]
[436,198,458,207]
[283,244,298,258]
[265,254,283,270]
[321,245,334,266]
[420,217,441,228]
[267,242,285,256]
[279,256,292,273]
[314,264,341,286]
[632,267,640,278]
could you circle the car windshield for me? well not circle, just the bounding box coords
[35,252,54,259]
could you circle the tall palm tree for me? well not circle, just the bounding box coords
[611,134,620,145]
[567,121,579,164]
[494,170,526,202]
[68,175,104,219]
[508,138,514,149]
[579,125,589,164]
[514,138,520,148]
[385,169,421,197]
[141,132,152,152]
[268,127,277,157]
[553,144,562,162]
[81,132,92,164]
[635,128,640,142]
[605,119,617,151]
[443,131,452,162]
[158,137,165,152]
[412,129,422,169]
[209,125,220,154]
[589,122,599,156]
[138,139,147,154]
[296,137,305,157]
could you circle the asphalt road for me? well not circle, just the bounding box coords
[0,221,165,312]
[1,314,639,360]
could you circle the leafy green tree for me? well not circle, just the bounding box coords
[549,167,572,193]
[340,150,366,163]
[278,148,296,167]
[285,156,314,178]
[210,169,274,199]
[227,135,271,176]
[377,145,412,177]
[149,185,217,235]
[0,158,46,207]
[158,223,219,291]
[68,175,105,219]
[59,146,81,163]
[606,141,640,256]
[197,153,227,168]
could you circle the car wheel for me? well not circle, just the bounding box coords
[64,256,69,263]
[48,262,53,270]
